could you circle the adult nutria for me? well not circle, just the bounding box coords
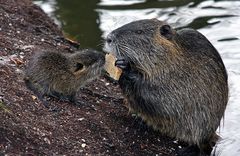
[104,19,228,156]
[25,49,105,105]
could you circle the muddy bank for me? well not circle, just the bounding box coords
[0,0,181,155]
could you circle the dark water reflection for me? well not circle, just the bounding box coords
[34,0,239,49]
[34,0,240,155]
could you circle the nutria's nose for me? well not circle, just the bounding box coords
[106,33,115,44]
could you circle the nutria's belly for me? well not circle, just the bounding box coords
[125,95,218,145]
[126,97,177,134]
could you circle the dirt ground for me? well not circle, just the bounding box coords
[0,0,182,155]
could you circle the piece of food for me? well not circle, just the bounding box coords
[104,53,122,80]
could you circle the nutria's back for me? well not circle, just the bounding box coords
[104,19,228,155]
[177,28,227,80]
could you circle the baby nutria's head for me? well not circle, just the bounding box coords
[104,19,180,77]
[69,49,105,82]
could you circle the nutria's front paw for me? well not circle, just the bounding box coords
[115,58,130,71]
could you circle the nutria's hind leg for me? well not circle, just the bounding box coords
[131,116,150,131]
[199,133,219,156]
[49,91,84,106]
[200,143,213,156]
[177,137,217,156]
[67,94,84,106]
[33,92,49,108]
[72,101,84,106]
[177,145,201,156]
[25,80,50,108]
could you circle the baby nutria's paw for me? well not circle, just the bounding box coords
[115,58,130,71]
[72,101,85,106]
[63,94,84,106]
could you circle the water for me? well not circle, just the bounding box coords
[34,0,240,155]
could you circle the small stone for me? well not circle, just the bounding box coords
[78,118,84,121]
[44,137,51,145]
[171,147,175,151]
[21,45,34,50]
[32,95,37,100]
[131,114,137,117]
[10,57,24,65]
[81,143,86,148]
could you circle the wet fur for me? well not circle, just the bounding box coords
[25,49,105,103]
[105,19,228,155]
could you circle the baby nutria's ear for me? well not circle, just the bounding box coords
[71,62,86,76]
[75,63,84,72]
[160,24,174,40]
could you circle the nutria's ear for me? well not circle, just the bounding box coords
[160,24,173,40]
[72,62,86,76]
[75,63,84,72]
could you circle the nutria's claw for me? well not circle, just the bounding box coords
[115,59,129,70]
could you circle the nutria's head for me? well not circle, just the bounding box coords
[69,49,105,81]
[104,19,180,77]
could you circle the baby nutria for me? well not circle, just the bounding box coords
[104,19,228,156]
[25,49,105,105]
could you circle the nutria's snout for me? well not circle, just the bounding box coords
[78,49,106,67]
[97,52,106,67]
[92,50,105,66]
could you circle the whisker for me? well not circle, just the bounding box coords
[116,43,123,58]
[119,44,146,71]
[118,43,155,77]
[96,39,105,48]
[96,43,104,48]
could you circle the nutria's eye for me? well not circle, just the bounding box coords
[75,63,84,72]
[160,25,173,39]
[135,30,143,34]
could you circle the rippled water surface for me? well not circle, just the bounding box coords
[34,0,240,155]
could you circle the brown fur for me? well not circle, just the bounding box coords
[104,19,228,155]
[25,49,105,103]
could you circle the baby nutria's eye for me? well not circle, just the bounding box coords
[160,24,173,39]
[75,63,84,72]
[135,30,143,34]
